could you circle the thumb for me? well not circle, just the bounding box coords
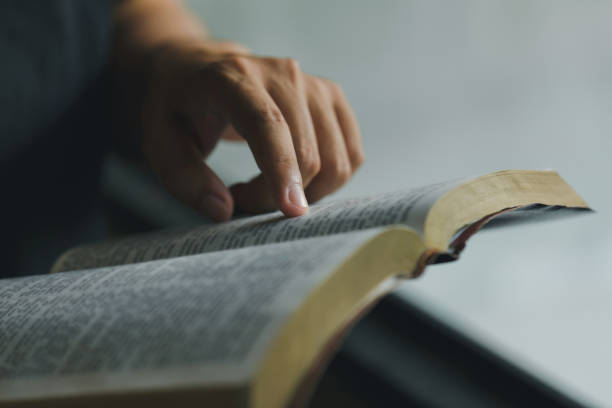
[146,125,234,222]
[168,158,234,222]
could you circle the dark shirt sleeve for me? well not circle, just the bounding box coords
[1,1,120,277]
[0,0,116,160]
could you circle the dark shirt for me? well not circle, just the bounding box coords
[0,1,117,276]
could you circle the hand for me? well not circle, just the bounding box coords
[141,41,364,222]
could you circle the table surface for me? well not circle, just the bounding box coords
[187,1,612,406]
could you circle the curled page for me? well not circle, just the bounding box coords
[1,229,383,402]
[53,180,461,272]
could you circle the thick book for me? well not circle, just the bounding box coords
[0,170,590,408]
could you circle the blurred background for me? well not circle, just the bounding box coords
[177,1,611,406]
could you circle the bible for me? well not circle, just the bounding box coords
[0,170,590,407]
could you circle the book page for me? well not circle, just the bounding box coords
[54,178,462,272]
[0,229,383,402]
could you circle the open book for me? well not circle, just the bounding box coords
[0,170,590,407]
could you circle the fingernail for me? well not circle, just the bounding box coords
[202,194,229,222]
[288,183,308,209]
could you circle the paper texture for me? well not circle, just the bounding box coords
[0,229,381,400]
[55,179,461,272]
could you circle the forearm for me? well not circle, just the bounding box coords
[111,0,211,156]
[113,0,208,61]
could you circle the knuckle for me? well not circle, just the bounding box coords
[204,56,251,85]
[202,61,235,84]
[310,77,329,96]
[324,158,352,185]
[297,148,321,177]
[225,54,251,75]
[327,80,344,98]
[351,149,365,169]
[269,58,302,86]
[273,154,298,175]
[283,58,301,79]
[264,104,286,125]
[248,102,287,129]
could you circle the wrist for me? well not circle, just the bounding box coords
[148,38,250,64]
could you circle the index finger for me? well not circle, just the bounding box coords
[184,62,309,217]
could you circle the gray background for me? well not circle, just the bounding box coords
[186,1,611,406]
